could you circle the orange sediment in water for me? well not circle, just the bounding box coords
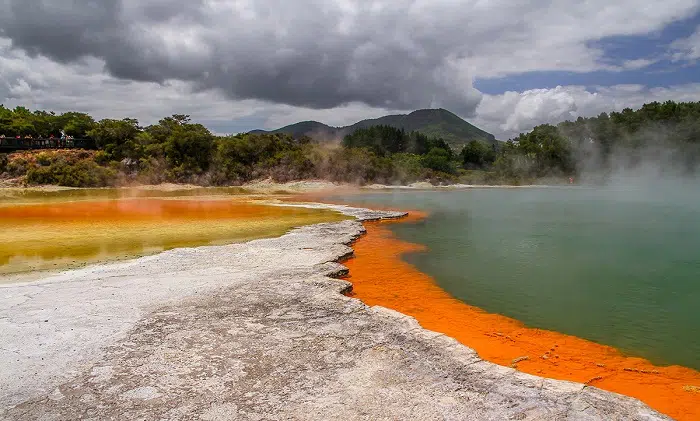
[343,213,700,421]
[0,198,346,276]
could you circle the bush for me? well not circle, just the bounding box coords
[135,157,169,184]
[210,133,319,184]
[164,124,214,176]
[268,148,317,182]
[93,150,111,165]
[26,160,117,187]
[422,147,455,174]
[457,169,506,185]
[323,148,393,184]
[391,153,425,183]
[461,140,496,169]
[35,152,52,166]
[6,157,29,176]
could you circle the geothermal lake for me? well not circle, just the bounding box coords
[329,186,700,370]
[0,188,345,277]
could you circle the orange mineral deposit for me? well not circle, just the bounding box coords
[0,198,345,276]
[343,213,700,421]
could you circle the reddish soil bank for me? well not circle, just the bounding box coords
[343,214,700,421]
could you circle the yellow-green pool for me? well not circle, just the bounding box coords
[0,188,345,276]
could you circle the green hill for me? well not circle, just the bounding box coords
[251,108,496,150]
[250,121,337,139]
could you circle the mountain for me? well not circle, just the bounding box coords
[251,108,496,150]
[249,121,337,140]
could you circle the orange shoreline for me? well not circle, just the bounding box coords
[342,212,700,421]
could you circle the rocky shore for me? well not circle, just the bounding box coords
[0,204,668,420]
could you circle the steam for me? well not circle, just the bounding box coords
[569,123,700,188]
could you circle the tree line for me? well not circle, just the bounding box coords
[496,100,700,182]
[1,100,699,187]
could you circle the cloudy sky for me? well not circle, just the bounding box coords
[1,0,700,139]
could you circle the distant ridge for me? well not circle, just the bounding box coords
[251,108,496,150]
[249,121,337,139]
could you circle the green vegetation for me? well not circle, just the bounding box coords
[340,125,462,182]
[347,108,497,150]
[3,150,117,187]
[496,100,700,183]
[0,105,95,138]
[1,100,699,187]
[251,121,337,139]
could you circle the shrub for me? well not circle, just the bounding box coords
[26,160,117,187]
[93,150,110,165]
[422,147,455,174]
[391,153,425,183]
[35,152,52,166]
[0,154,7,174]
[135,157,169,185]
[6,157,29,176]
[461,140,496,169]
[267,148,317,182]
[323,148,393,184]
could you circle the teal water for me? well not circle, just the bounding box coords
[330,186,700,370]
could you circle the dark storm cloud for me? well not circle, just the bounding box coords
[0,0,121,62]
[3,0,698,117]
[0,0,482,114]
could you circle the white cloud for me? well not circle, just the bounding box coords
[671,25,700,61]
[475,87,592,137]
[474,84,700,139]
[621,58,658,70]
[2,1,700,139]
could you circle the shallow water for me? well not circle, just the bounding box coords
[0,187,251,205]
[330,186,700,370]
[0,189,345,277]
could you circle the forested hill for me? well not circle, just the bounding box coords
[249,121,337,139]
[251,108,496,150]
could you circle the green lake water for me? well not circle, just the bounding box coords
[329,186,700,370]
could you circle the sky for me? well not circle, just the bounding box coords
[1,0,700,140]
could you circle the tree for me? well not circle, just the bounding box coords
[461,140,495,169]
[422,147,455,174]
[62,112,96,137]
[164,123,214,178]
[324,147,393,184]
[342,125,408,156]
[9,106,35,136]
[392,153,425,183]
[87,118,141,159]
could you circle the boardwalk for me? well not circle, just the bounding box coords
[0,138,96,153]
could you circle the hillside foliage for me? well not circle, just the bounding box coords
[496,100,700,182]
[1,100,699,187]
